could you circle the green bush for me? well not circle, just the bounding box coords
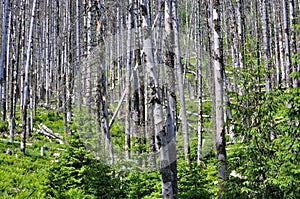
[43,133,120,198]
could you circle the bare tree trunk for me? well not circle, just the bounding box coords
[134,0,146,166]
[0,0,9,119]
[96,0,114,165]
[86,0,92,113]
[197,0,203,164]
[76,0,82,109]
[125,0,133,160]
[283,0,292,87]
[9,2,18,143]
[273,3,281,86]
[172,0,190,165]
[261,0,271,91]
[289,0,299,87]
[21,0,37,154]
[164,0,178,195]
[212,0,227,196]
[139,0,173,197]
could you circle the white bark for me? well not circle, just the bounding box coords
[212,0,227,194]
[164,0,177,194]
[0,0,9,111]
[21,0,37,154]
[139,0,173,198]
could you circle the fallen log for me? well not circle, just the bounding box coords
[36,123,64,144]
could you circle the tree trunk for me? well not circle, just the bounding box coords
[76,0,82,109]
[164,0,178,195]
[139,0,173,197]
[197,0,203,164]
[172,0,190,165]
[289,0,299,87]
[261,0,271,91]
[283,0,292,87]
[212,0,227,197]
[125,0,133,160]
[9,2,18,143]
[21,0,37,154]
[0,0,9,119]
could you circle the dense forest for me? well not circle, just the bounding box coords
[0,0,299,198]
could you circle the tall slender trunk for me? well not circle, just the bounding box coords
[9,3,18,143]
[273,3,281,86]
[289,0,299,87]
[283,0,292,87]
[96,0,114,165]
[21,0,37,154]
[261,0,271,91]
[86,0,92,113]
[212,0,227,197]
[76,0,82,109]
[0,0,10,119]
[172,0,190,165]
[164,0,178,195]
[197,0,203,164]
[125,0,133,160]
[139,0,173,197]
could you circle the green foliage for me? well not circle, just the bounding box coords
[43,133,120,199]
[118,171,161,199]
[177,161,215,199]
[110,122,125,148]
[226,87,300,198]
[0,153,47,198]
[34,109,64,135]
[0,120,8,132]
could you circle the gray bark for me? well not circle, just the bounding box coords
[283,0,292,87]
[76,0,82,109]
[125,0,133,160]
[261,0,271,91]
[289,0,299,87]
[164,0,177,195]
[197,0,203,164]
[172,0,190,165]
[273,3,281,85]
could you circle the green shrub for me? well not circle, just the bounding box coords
[43,133,120,198]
